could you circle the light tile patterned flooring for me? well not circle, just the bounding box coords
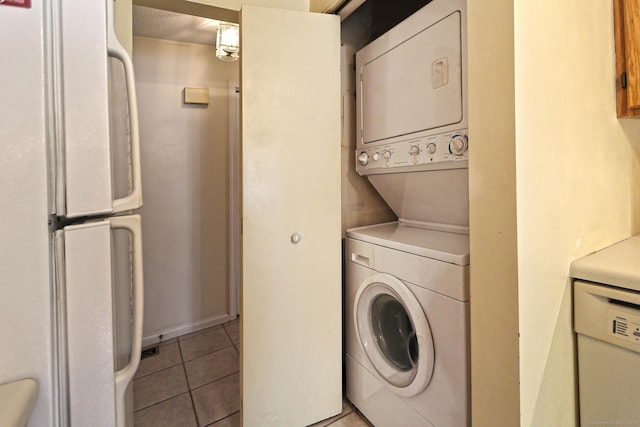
[133,318,371,427]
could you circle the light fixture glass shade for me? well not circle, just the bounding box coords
[216,22,239,61]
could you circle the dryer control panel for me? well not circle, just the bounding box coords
[356,129,468,175]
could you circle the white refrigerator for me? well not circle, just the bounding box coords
[0,1,144,426]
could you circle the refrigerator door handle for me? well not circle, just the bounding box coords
[110,215,144,427]
[107,0,142,213]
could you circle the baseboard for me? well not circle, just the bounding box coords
[141,313,237,348]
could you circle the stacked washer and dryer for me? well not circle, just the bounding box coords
[344,0,470,426]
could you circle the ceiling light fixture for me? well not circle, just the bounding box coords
[216,22,239,61]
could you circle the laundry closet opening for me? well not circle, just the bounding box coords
[132,5,240,346]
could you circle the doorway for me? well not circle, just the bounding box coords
[133,6,240,346]
[130,5,242,425]
[131,3,344,425]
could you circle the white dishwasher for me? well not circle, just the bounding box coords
[571,235,640,426]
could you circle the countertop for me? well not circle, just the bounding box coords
[570,235,640,292]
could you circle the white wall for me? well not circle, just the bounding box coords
[514,1,640,425]
[133,37,239,341]
[469,1,640,425]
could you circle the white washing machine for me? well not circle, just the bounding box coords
[347,1,469,424]
[345,221,470,427]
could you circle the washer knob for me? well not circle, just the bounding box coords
[426,143,437,155]
[409,145,420,156]
[382,150,392,159]
[449,134,468,156]
[358,152,369,166]
[373,152,380,161]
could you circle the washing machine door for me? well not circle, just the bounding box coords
[354,273,435,397]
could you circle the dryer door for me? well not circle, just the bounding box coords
[354,273,435,397]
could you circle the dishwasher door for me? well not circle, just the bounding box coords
[574,280,640,425]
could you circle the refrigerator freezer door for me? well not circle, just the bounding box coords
[58,0,142,218]
[58,215,143,427]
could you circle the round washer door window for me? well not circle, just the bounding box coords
[354,273,435,397]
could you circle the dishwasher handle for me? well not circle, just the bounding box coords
[574,280,640,354]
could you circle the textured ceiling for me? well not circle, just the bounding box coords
[133,5,220,46]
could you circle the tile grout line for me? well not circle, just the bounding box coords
[135,342,237,387]
[133,319,369,427]
[133,390,192,414]
[188,370,240,394]
[221,319,239,349]
[180,342,237,364]
[178,337,202,427]
[224,316,239,355]
[133,319,241,426]
[203,410,240,427]
[133,344,182,381]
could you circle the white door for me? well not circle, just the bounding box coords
[240,6,342,426]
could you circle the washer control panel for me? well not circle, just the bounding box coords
[356,129,468,175]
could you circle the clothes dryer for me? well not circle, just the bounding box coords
[345,222,470,427]
[346,0,470,424]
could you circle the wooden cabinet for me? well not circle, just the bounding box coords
[614,0,640,117]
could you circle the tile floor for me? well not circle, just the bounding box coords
[133,318,371,427]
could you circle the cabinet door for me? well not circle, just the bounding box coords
[240,6,342,426]
[615,0,640,116]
